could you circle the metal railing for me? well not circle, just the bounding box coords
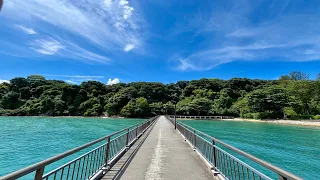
[0,116,159,180]
[167,116,303,180]
[169,115,234,119]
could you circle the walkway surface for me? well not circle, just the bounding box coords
[118,116,214,180]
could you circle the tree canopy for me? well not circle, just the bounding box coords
[1,72,320,119]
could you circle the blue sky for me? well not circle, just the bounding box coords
[1,0,320,84]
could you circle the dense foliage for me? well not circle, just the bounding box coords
[1,72,320,119]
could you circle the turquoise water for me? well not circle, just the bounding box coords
[183,120,320,179]
[0,117,143,177]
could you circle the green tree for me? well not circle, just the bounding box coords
[164,101,175,115]
[27,75,46,88]
[120,101,136,117]
[1,91,23,109]
[316,73,320,81]
[80,98,103,116]
[135,97,150,117]
[150,102,164,115]
[230,97,250,117]
[289,81,316,114]
[246,86,289,118]
[211,92,233,115]
[191,97,212,115]
[176,97,193,115]
[289,71,309,81]
[10,77,29,91]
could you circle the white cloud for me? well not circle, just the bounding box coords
[0,79,10,84]
[124,43,135,52]
[30,38,110,63]
[107,78,120,85]
[119,0,129,6]
[3,0,143,51]
[61,41,111,63]
[173,0,320,71]
[177,58,198,71]
[103,0,112,9]
[119,0,134,20]
[65,80,77,84]
[16,25,37,35]
[32,39,64,55]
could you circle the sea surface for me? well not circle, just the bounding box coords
[0,117,143,177]
[182,120,320,179]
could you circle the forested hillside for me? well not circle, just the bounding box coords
[1,71,320,119]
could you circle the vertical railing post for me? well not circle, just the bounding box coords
[126,128,130,149]
[174,104,177,129]
[135,124,138,139]
[34,167,44,180]
[104,137,111,168]
[184,125,186,141]
[212,140,217,170]
[193,130,196,150]
[142,123,145,133]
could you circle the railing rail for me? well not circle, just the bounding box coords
[0,116,159,180]
[166,116,303,180]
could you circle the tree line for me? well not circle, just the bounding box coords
[0,71,320,119]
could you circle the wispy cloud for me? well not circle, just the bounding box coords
[4,0,144,51]
[15,25,37,35]
[1,0,145,64]
[0,79,10,84]
[176,58,199,71]
[32,39,64,55]
[173,0,320,71]
[107,78,120,85]
[29,37,111,63]
[61,41,111,63]
[46,75,104,79]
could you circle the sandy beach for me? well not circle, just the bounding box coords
[179,117,320,127]
[231,118,320,127]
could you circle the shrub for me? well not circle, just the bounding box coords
[312,115,320,120]
[243,112,279,119]
[288,115,312,120]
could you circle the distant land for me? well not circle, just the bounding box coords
[0,71,320,121]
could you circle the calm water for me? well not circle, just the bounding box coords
[183,120,320,179]
[0,117,143,177]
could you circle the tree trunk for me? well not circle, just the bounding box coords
[304,103,309,114]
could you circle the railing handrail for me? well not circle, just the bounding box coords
[170,115,234,119]
[0,117,157,180]
[169,116,303,180]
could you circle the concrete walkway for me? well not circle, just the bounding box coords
[119,116,214,180]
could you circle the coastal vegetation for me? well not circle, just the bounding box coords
[0,71,320,119]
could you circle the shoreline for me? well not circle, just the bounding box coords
[1,115,320,127]
[180,117,320,127]
[232,118,320,127]
[0,115,149,120]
